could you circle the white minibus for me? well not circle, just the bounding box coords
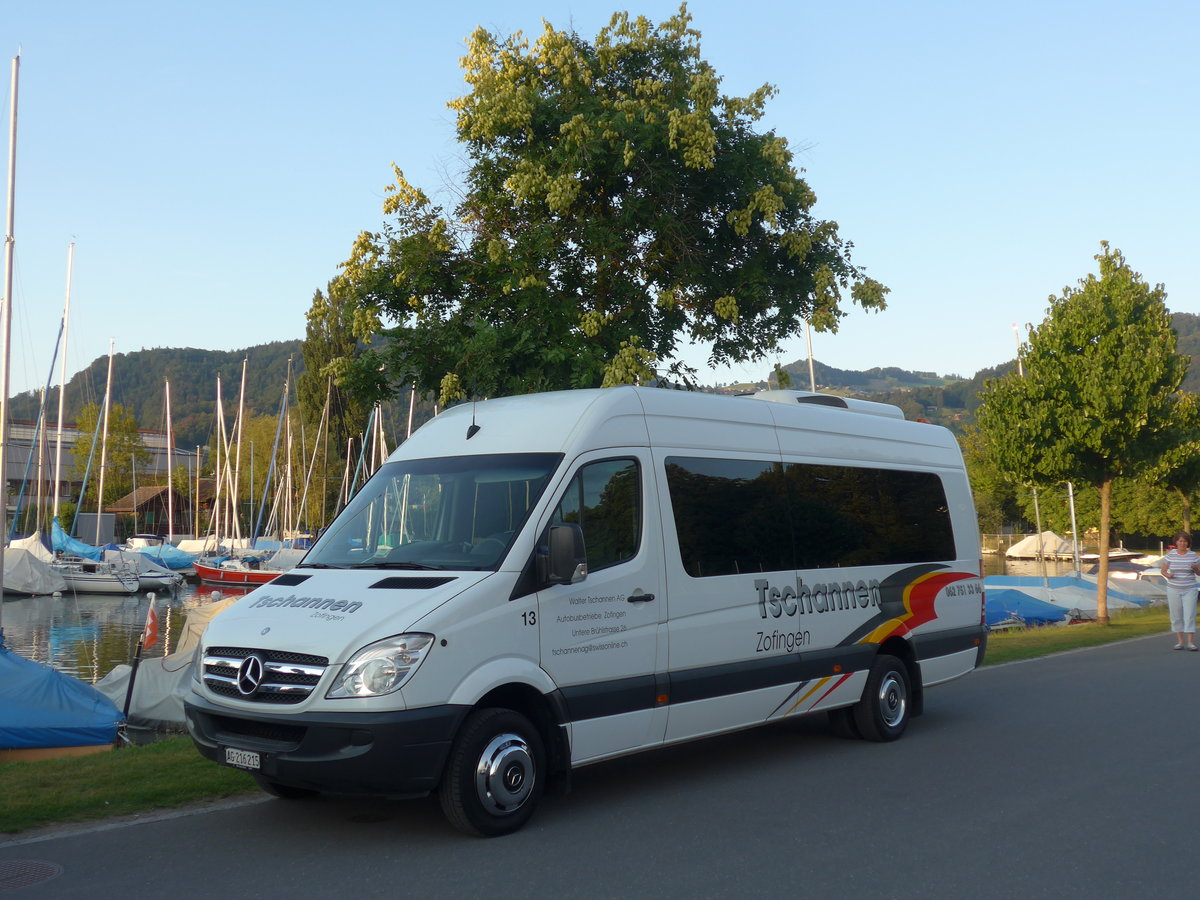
[185,387,985,836]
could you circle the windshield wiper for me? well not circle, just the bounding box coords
[297,562,346,569]
[348,561,442,570]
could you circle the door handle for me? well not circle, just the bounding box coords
[627,592,655,603]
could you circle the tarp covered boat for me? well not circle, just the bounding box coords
[0,643,122,754]
[985,588,1068,628]
[1005,531,1074,559]
[95,596,235,729]
[2,547,68,596]
[984,574,1154,618]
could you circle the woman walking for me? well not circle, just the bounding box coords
[1160,531,1200,650]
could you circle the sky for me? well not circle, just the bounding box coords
[2,0,1196,399]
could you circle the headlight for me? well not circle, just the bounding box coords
[326,633,434,699]
[190,643,204,684]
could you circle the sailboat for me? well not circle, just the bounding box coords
[47,341,142,593]
[0,54,121,758]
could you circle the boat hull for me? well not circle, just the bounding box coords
[193,560,281,585]
[59,572,141,593]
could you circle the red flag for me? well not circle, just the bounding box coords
[142,599,159,649]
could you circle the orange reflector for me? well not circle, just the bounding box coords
[656,694,669,705]
[832,664,842,673]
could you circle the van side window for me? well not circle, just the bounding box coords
[665,456,956,578]
[552,459,641,571]
[783,463,955,567]
[661,458,793,577]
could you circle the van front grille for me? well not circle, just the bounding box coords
[202,646,330,704]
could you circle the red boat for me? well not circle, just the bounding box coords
[193,558,284,586]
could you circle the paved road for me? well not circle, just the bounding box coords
[2,634,1193,899]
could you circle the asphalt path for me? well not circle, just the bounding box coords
[2,633,1195,899]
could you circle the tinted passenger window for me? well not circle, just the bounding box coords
[664,458,793,577]
[784,464,955,567]
[665,456,956,578]
[552,459,640,571]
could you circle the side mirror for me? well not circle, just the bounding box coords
[544,523,587,586]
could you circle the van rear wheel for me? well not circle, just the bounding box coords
[439,707,545,837]
[852,654,911,742]
[827,706,861,739]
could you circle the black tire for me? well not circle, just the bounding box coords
[251,774,317,799]
[439,708,545,837]
[827,706,861,739]
[852,654,911,742]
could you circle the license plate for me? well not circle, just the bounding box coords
[224,747,261,770]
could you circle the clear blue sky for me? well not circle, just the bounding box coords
[3,0,1195,399]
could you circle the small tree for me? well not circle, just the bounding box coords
[977,244,1188,623]
[70,403,152,508]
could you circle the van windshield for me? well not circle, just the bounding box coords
[301,453,562,571]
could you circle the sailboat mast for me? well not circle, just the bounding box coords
[53,241,73,519]
[284,359,294,543]
[212,376,224,546]
[94,339,114,544]
[165,379,174,542]
[0,54,20,612]
[35,386,45,528]
[231,358,247,540]
[193,444,200,538]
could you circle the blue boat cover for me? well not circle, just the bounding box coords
[50,517,104,561]
[985,588,1068,627]
[131,542,196,570]
[0,645,122,749]
[985,573,1150,607]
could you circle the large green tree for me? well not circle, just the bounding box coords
[1134,392,1200,534]
[977,243,1189,622]
[338,5,887,405]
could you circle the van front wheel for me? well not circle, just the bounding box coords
[852,654,911,742]
[439,707,545,837]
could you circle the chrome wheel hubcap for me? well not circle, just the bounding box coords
[474,732,535,815]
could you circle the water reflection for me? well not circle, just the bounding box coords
[983,555,1084,578]
[1,582,255,683]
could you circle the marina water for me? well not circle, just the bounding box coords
[2,581,252,684]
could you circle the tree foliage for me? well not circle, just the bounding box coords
[977,243,1189,620]
[298,280,372,462]
[338,4,887,405]
[70,402,152,506]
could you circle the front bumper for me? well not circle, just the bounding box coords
[184,693,470,797]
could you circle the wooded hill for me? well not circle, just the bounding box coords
[7,313,1199,448]
[5,341,305,450]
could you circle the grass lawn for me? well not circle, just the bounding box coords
[1,604,1171,837]
[982,604,1170,665]
[0,736,255,835]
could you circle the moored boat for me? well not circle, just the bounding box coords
[103,549,184,591]
[0,643,121,760]
[51,555,141,594]
[193,547,305,586]
[2,546,67,596]
[193,557,283,586]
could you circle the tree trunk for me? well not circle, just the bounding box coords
[1096,479,1112,625]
